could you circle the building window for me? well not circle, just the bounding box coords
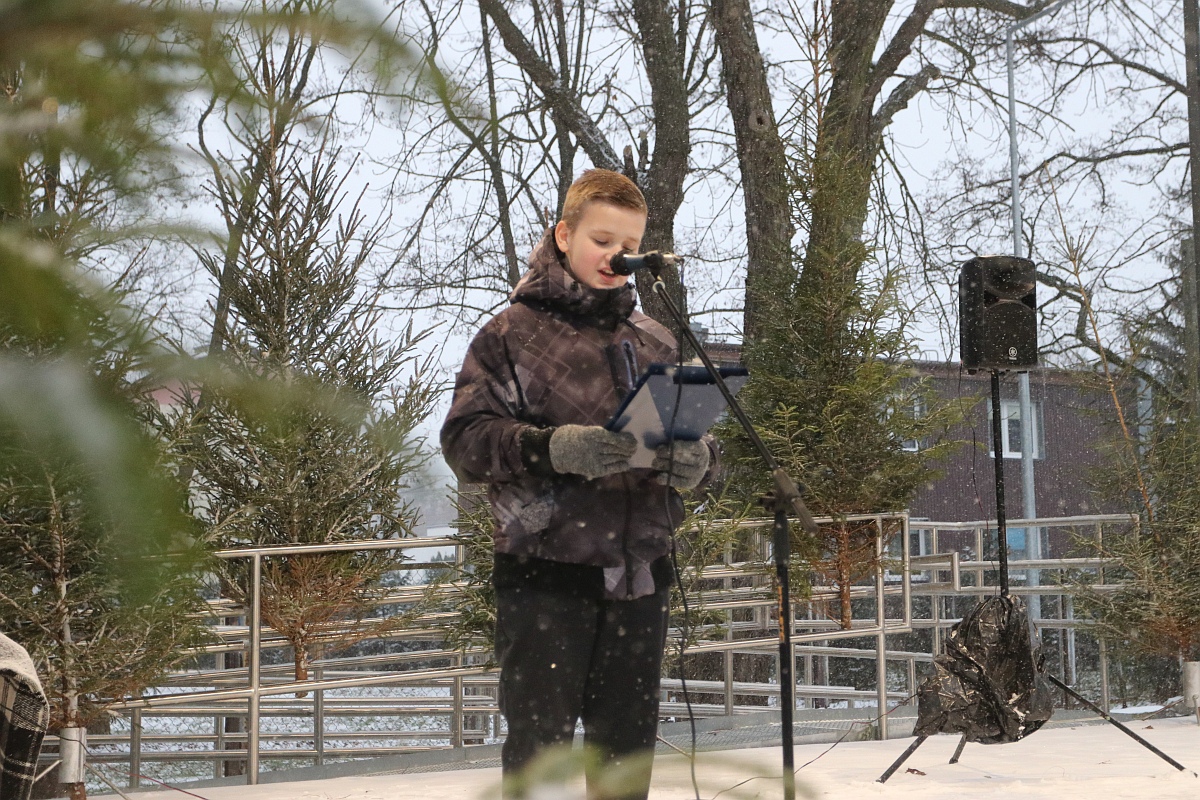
[899,396,926,452]
[989,399,1042,459]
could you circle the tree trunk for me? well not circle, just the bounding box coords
[711,0,795,344]
[222,643,246,777]
[480,0,691,332]
[629,0,692,333]
[794,0,892,345]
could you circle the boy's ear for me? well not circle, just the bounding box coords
[553,220,571,253]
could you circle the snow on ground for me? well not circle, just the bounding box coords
[128,716,1200,800]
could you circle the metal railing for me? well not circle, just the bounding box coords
[59,512,1134,794]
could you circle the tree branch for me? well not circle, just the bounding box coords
[941,0,1056,17]
[478,0,621,171]
[871,64,942,145]
[866,0,942,104]
[1038,35,1185,95]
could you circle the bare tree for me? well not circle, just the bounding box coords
[922,1,1186,364]
[379,0,724,333]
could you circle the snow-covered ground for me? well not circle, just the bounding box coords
[126,716,1200,799]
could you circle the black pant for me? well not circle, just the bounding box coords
[494,584,670,800]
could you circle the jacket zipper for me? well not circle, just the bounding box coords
[616,333,638,598]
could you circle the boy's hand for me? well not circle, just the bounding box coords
[652,440,711,490]
[549,425,638,480]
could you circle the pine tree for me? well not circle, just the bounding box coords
[718,162,964,627]
[0,292,211,800]
[1075,249,1200,670]
[174,131,439,685]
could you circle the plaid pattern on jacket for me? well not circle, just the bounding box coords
[442,229,716,599]
[0,633,49,800]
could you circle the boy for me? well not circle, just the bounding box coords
[441,169,717,800]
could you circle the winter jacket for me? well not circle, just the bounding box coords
[441,229,716,599]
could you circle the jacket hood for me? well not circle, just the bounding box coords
[510,228,636,326]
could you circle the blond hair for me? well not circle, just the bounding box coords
[560,169,647,230]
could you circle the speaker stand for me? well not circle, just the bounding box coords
[989,369,1012,597]
[880,370,1191,781]
[877,369,1010,784]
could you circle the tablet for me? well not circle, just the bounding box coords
[606,363,750,469]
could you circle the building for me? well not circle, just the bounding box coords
[696,343,1127,526]
[906,361,1125,523]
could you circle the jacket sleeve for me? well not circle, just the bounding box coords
[440,322,540,485]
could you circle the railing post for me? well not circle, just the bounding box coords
[129,708,141,789]
[930,527,942,657]
[452,658,464,748]
[1098,522,1110,713]
[213,710,223,780]
[1099,636,1111,714]
[314,665,324,766]
[247,552,262,785]
[453,535,466,747]
[1066,595,1077,690]
[875,517,889,740]
[724,540,734,716]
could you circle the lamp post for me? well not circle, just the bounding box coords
[1005,0,1074,617]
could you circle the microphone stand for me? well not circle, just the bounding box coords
[643,268,819,800]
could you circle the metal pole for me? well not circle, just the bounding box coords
[1008,0,1076,613]
[1007,12,1042,621]
[453,658,464,748]
[875,518,889,741]
[1007,26,1022,260]
[213,713,222,780]
[773,506,797,800]
[1099,636,1111,714]
[247,553,262,785]
[724,541,734,715]
[129,709,141,789]
[1006,0,1079,254]
[991,371,1011,595]
[1098,523,1111,713]
[1047,674,1191,772]
[949,734,967,765]
[877,736,928,783]
[1018,374,1041,622]
[314,665,324,766]
[1066,595,1077,688]
[648,276,803,800]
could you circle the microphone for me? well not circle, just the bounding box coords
[609,250,681,276]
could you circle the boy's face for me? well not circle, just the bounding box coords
[554,201,646,290]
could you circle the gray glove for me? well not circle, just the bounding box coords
[652,439,711,490]
[548,424,637,480]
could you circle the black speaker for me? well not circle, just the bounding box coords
[959,255,1037,372]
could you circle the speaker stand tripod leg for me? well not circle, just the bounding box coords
[948,734,967,764]
[1047,674,1192,773]
[877,736,928,783]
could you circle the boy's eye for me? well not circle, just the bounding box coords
[593,239,609,246]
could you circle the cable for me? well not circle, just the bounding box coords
[84,741,214,800]
[697,691,920,800]
[793,690,918,772]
